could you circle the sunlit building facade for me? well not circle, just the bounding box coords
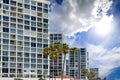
[0,0,50,78]
[67,48,89,80]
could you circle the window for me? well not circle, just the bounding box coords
[18,19,23,24]
[17,58,23,62]
[18,35,23,40]
[17,52,22,57]
[10,69,15,73]
[24,20,30,25]
[31,43,36,47]
[24,59,29,63]
[31,1,36,5]
[3,22,9,27]
[44,4,48,8]
[43,9,48,13]
[3,28,9,32]
[37,13,42,17]
[31,16,36,21]
[24,53,29,57]
[24,0,30,3]
[10,0,16,6]
[3,51,8,56]
[18,14,23,18]
[24,36,29,41]
[17,41,22,45]
[24,15,30,19]
[31,27,36,31]
[10,63,16,67]
[10,23,16,28]
[37,3,42,7]
[31,54,36,58]
[3,39,9,44]
[10,12,16,17]
[18,30,23,34]
[0,4,1,9]
[10,40,16,45]
[31,37,36,42]
[37,44,42,48]
[24,42,29,46]
[18,25,23,29]
[31,6,36,10]
[37,49,42,52]
[44,29,48,33]
[10,52,16,56]
[18,8,23,12]
[37,38,42,42]
[24,4,30,9]
[11,7,16,11]
[31,48,36,52]
[31,59,36,63]
[37,29,42,33]
[17,46,23,51]
[43,65,48,69]
[31,22,36,27]
[3,57,8,61]
[31,64,36,68]
[37,18,42,22]
[43,39,48,43]
[37,7,42,12]
[11,17,16,22]
[24,47,29,52]
[10,46,16,50]
[37,59,42,63]
[10,57,16,62]
[2,68,8,73]
[2,62,8,67]
[37,64,42,68]
[43,19,48,23]
[24,9,30,15]
[24,26,30,30]
[3,16,9,21]
[18,3,23,7]
[3,10,9,15]
[10,29,16,33]
[3,0,9,4]
[3,33,9,38]
[44,24,48,28]
[3,5,9,10]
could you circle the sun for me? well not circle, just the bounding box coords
[94,16,113,36]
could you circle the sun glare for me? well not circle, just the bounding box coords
[94,16,113,36]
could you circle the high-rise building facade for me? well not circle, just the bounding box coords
[49,33,65,77]
[67,48,89,80]
[90,68,99,78]
[0,0,50,78]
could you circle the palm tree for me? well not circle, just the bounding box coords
[81,68,88,76]
[43,42,59,80]
[94,77,101,80]
[43,42,78,80]
[61,43,69,80]
[70,47,78,55]
[87,72,95,80]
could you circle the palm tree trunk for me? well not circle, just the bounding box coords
[61,54,66,80]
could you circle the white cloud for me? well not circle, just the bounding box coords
[50,0,96,36]
[87,44,120,77]
[50,0,112,36]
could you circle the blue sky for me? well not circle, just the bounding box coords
[49,0,120,78]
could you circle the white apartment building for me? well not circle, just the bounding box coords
[0,0,50,78]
